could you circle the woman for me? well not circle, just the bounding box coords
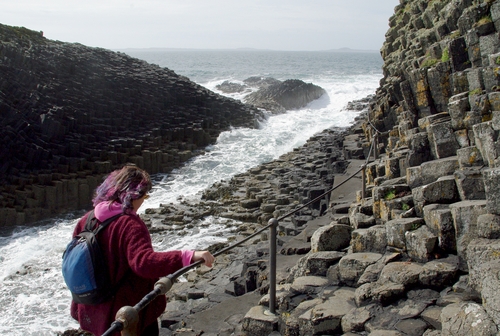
[70,165,215,336]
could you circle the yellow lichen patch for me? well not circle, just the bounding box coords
[469,152,478,165]
[482,113,492,122]
[490,250,500,258]
[416,81,430,106]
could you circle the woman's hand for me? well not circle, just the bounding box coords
[192,251,215,267]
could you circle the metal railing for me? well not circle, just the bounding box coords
[102,130,379,336]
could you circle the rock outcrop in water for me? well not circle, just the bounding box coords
[244,79,327,113]
[0,24,265,226]
[216,76,327,113]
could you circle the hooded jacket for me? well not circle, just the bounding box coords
[70,201,194,335]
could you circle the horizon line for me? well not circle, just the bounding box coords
[115,47,380,53]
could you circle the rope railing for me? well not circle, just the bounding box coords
[103,128,379,336]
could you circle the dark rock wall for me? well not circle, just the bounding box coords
[367,0,500,149]
[0,24,263,226]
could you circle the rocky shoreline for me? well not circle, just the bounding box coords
[60,97,372,336]
[142,105,371,335]
[16,0,500,334]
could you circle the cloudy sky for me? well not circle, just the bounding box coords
[1,0,400,51]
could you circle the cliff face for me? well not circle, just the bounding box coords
[0,24,263,226]
[369,0,500,138]
[352,0,500,333]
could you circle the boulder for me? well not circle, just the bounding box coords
[341,303,380,333]
[386,217,425,250]
[355,281,405,307]
[244,79,326,113]
[287,251,344,281]
[419,255,460,288]
[453,168,485,200]
[338,252,383,287]
[476,213,500,239]
[310,224,351,252]
[483,168,500,215]
[427,120,460,159]
[422,204,456,253]
[241,305,279,335]
[357,253,401,286]
[407,156,459,189]
[479,259,500,327]
[351,225,387,254]
[441,302,497,335]
[379,262,423,287]
[290,276,329,295]
[412,176,460,217]
[405,225,438,263]
[281,298,323,336]
[466,238,500,293]
[473,121,498,167]
[299,288,356,335]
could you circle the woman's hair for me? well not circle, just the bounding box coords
[92,164,152,213]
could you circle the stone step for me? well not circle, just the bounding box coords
[241,305,280,335]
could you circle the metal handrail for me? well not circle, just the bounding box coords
[103,127,378,335]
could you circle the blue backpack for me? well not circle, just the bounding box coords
[62,210,122,305]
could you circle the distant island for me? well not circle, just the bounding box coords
[116,47,379,53]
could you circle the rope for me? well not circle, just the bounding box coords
[102,125,378,335]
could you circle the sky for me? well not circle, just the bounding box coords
[1,0,401,51]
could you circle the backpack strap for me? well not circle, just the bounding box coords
[79,209,129,299]
[84,210,123,235]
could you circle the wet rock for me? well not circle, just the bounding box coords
[215,80,248,93]
[244,79,326,113]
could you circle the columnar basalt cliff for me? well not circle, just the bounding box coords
[0,24,264,227]
[241,0,500,334]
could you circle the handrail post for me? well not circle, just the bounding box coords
[266,218,278,315]
[374,133,379,160]
[361,165,366,199]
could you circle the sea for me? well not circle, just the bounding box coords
[0,49,383,335]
